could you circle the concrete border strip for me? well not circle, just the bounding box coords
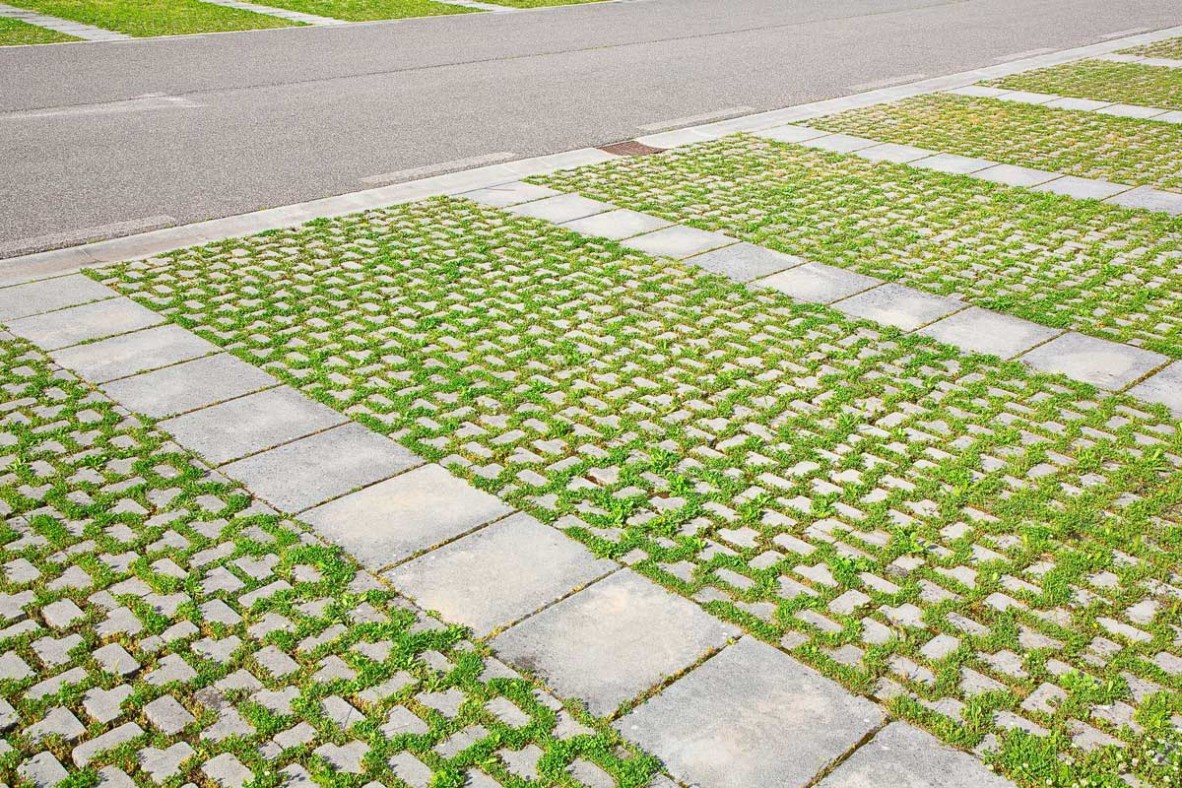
[431,0,520,12]
[194,0,350,26]
[0,2,129,41]
[946,84,1182,123]
[2,23,1181,283]
[1097,52,1182,68]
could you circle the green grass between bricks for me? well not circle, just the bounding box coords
[1,0,295,36]
[0,16,78,45]
[984,60,1182,113]
[532,134,1182,359]
[480,0,607,7]
[0,333,660,785]
[91,196,1182,788]
[809,93,1182,194]
[1119,37,1182,60]
[243,0,473,22]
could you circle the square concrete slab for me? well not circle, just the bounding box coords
[385,512,615,637]
[917,307,1062,359]
[1105,186,1182,216]
[1020,332,1168,391]
[1031,176,1130,200]
[755,263,881,304]
[461,181,563,208]
[302,463,513,569]
[909,153,995,175]
[221,423,423,513]
[616,637,883,788]
[854,143,935,164]
[1127,362,1182,416]
[974,164,1061,187]
[833,284,963,331]
[1097,103,1166,119]
[688,243,804,282]
[996,90,1056,105]
[6,298,164,351]
[561,209,672,240]
[506,194,612,223]
[161,387,347,465]
[1044,97,1112,112]
[798,133,879,153]
[751,126,831,145]
[622,225,735,259]
[0,275,114,321]
[947,86,1008,99]
[100,354,279,419]
[491,571,736,716]
[1154,110,1182,124]
[50,325,217,384]
[816,722,1014,788]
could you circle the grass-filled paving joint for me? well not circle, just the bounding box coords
[809,93,1182,194]
[0,333,660,785]
[532,134,1182,359]
[91,197,1182,788]
[1120,37,1182,60]
[0,0,295,36]
[984,59,1182,112]
[236,0,471,22]
[0,16,77,45]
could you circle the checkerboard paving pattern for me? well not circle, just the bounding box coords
[74,196,1182,788]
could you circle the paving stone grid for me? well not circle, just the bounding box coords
[3,23,1182,788]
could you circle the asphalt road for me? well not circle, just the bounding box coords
[2,0,1181,257]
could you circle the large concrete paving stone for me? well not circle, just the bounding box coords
[1127,361,1182,416]
[303,463,513,570]
[0,275,114,321]
[561,209,672,241]
[221,423,422,513]
[491,570,736,717]
[917,307,1062,359]
[6,298,164,351]
[615,637,883,788]
[51,325,217,384]
[688,243,804,282]
[385,512,615,637]
[755,262,880,304]
[833,283,963,332]
[99,354,279,418]
[816,722,1015,788]
[621,225,735,259]
[1020,332,1168,391]
[161,387,346,465]
[507,194,612,223]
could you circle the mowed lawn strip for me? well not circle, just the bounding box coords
[531,134,1182,358]
[93,197,1182,788]
[249,0,473,21]
[810,93,1182,194]
[1,0,296,36]
[984,60,1182,112]
[0,15,78,44]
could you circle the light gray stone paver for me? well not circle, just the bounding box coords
[1096,103,1166,119]
[17,752,70,787]
[99,353,279,419]
[1127,361,1182,416]
[507,194,612,223]
[561,209,673,240]
[195,0,348,25]
[816,722,1015,787]
[621,225,735,259]
[798,132,879,153]
[303,463,513,568]
[752,125,831,144]
[0,275,114,321]
[1044,96,1112,112]
[1020,332,1169,391]
[490,570,737,716]
[917,307,1063,359]
[833,283,964,331]
[854,142,935,163]
[221,423,422,513]
[1104,185,1182,215]
[616,637,883,788]
[6,298,164,351]
[974,163,1061,187]
[909,152,995,175]
[687,242,804,282]
[462,181,564,208]
[50,324,217,384]
[1030,175,1131,200]
[755,262,881,304]
[0,3,129,41]
[385,512,616,637]
[160,387,347,465]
